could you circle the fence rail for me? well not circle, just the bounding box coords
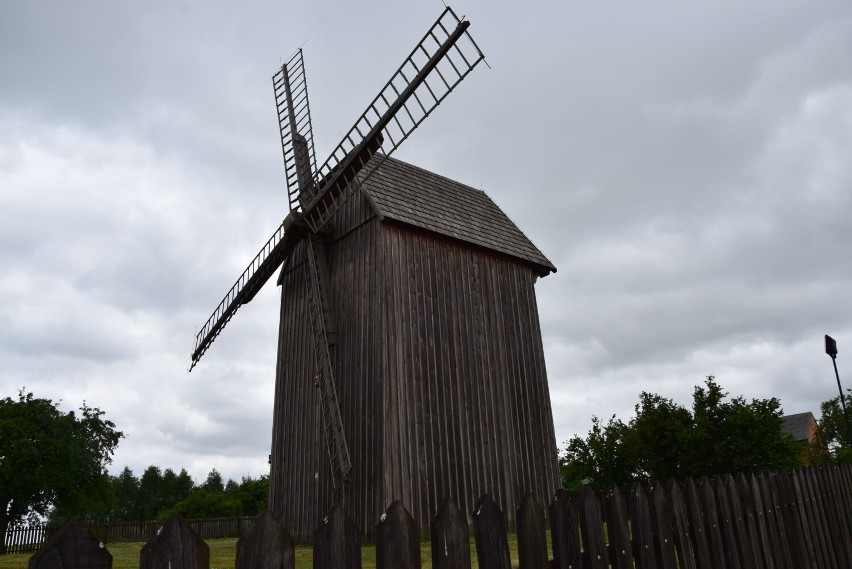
[4,515,256,555]
[11,463,852,568]
[2,524,53,556]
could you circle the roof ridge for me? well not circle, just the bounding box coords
[363,154,556,276]
[377,154,487,196]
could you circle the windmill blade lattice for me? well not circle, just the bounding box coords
[299,6,484,233]
[305,238,352,487]
[273,50,318,213]
[190,7,484,371]
[190,222,305,370]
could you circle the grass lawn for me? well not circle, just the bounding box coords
[0,534,526,568]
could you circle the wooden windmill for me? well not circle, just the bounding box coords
[191,8,559,539]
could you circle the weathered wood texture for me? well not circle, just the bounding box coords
[472,494,511,569]
[269,177,559,539]
[517,493,548,569]
[139,514,209,569]
[235,509,294,569]
[549,488,582,569]
[27,517,111,569]
[379,222,559,532]
[430,499,471,569]
[23,466,852,568]
[376,501,420,569]
[313,505,361,569]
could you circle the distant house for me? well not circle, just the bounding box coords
[782,412,823,465]
[782,412,818,444]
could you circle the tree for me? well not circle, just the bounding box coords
[561,415,633,491]
[162,468,195,508]
[202,468,225,493]
[629,392,692,481]
[561,377,799,490]
[162,489,243,519]
[111,467,140,521]
[0,391,123,549]
[161,473,269,519]
[686,378,798,476]
[232,475,269,515]
[816,389,852,463]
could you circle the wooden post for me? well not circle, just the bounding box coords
[774,470,810,568]
[549,489,582,569]
[695,477,725,569]
[683,479,712,569]
[235,510,294,569]
[649,480,678,569]
[627,482,658,569]
[822,466,852,566]
[376,501,420,569]
[578,486,608,569]
[313,504,361,569]
[472,494,511,569]
[757,472,792,569]
[725,473,758,569]
[807,467,839,568]
[603,484,633,569]
[667,481,696,569]
[797,468,831,568]
[745,472,775,569]
[430,499,471,569]
[139,514,209,569]
[28,517,112,569]
[517,493,548,569]
[710,475,741,569]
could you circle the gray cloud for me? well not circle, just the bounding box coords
[1,0,851,484]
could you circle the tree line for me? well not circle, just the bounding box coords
[1,391,124,547]
[1,390,268,549]
[5,379,852,546]
[51,465,269,524]
[561,376,850,491]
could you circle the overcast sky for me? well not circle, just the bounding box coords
[2,0,851,485]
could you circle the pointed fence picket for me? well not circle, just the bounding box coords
[13,464,852,568]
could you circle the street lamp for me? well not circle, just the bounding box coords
[825,334,852,445]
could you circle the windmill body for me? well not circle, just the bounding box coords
[191,7,558,541]
[270,157,559,538]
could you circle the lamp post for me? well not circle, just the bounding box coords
[825,334,852,446]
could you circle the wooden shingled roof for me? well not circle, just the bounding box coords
[362,156,556,276]
[782,412,817,443]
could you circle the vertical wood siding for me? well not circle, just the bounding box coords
[269,191,558,540]
[270,192,383,539]
[380,222,559,532]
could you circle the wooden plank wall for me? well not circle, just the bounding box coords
[270,191,384,540]
[379,222,559,533]
[270,244,329,539]
[269,192,559,540]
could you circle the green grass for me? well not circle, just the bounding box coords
[0,534,518,569]
[1,534,528,568]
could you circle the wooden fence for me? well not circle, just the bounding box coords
[3,524,53,556]
[3,516,256,555]
[16,464,852,568]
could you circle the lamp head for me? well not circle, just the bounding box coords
[826,335,838,357]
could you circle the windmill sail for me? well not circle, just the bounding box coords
[305,238,352,487]
[274,49,318,212]
[300,6,485,233]
[190,7,484,370]
[190,221,307,370]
